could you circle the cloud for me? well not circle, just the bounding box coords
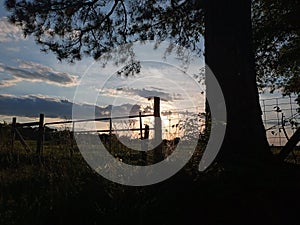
[0,61,77,87]
[101,87,183,102]
[0,94,73,118]
[0,94,141,119]
[0,17,24,42]
[0,77,20,87]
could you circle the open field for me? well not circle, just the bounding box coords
[2,149,300,225]
[1,126,300,225]
[0,128,205,225]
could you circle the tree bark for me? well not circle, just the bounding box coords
[204,0,272,168]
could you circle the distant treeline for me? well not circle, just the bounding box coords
[0,122,62,141]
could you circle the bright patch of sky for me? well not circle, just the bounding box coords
[1,2,298,145]
[1,2,297,143]
[0,4,205,127]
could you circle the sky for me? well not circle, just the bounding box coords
[0,3,206,141]
[0,5,86,122]
[0,3,298,144]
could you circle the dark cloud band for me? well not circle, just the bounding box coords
[0,94,141,119]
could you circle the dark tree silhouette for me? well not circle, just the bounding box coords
[252,0,300,94]
[205,0,271,168]
[4,0,204,62]
[5,0,284,168]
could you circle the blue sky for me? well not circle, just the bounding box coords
[0,4,85,121]
[0,4,206,128]
[1,3,298,146]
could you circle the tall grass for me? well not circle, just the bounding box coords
[0,124,206,225]
[2,123,300,225]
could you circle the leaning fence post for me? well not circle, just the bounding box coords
[11,117,16,158]
[36,114,44,158]
[278,127,300,161]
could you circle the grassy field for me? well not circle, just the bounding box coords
[0,127,204,225]
[1,127,300,225]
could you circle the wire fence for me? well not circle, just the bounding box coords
[260,95,300,147]
[2,95,300,164]
[3,97,199,163]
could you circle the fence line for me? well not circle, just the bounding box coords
[9,112,155,157]
[5,95,299,163]
[8,97,163,163]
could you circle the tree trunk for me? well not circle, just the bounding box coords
[204,0,272,169]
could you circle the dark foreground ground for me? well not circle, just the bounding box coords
[1,148,300,225]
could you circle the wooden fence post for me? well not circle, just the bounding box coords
[11,117,16,158]
[142,124,150,164]
[139,112,147,164]
[139,112,143,140]
[70,121,75,158]
[36,114,44,158]
[109,118,112,154]
[153,97,163,162]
